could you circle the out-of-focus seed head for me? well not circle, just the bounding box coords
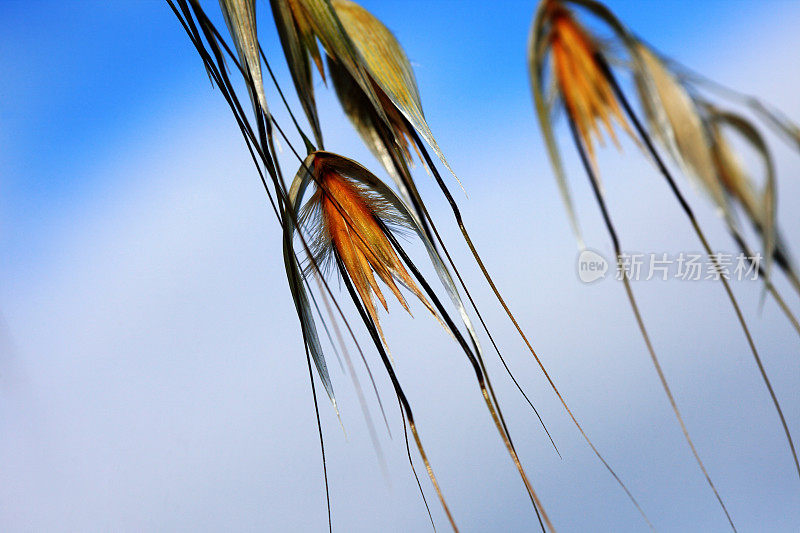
[544,0,633,164]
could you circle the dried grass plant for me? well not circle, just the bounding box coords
[166,0,800,530]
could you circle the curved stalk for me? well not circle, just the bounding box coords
[408,128,652,529]
[597,53,800,482]
[335,251,459,531]
[400,404,437,531]
[384,228,552,532]
[568,115,736,532]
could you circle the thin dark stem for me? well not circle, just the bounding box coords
[598,52,800,482]
[400,400,437,532]
[334,251,459,532]
[726,229,800,339]
[391,140,560,457]
[312,275,393,435]
[306,278,345,372]
[168,9,422,532]
[260,45,317,154]
[568,115,735,532]
[383,226,551,533]
[408,127,652,528]
[306,275,390,477]
[304,346,333,533]
[170,5,339,529]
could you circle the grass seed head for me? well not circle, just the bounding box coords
[301,156,439,346]
[544,0,633,164]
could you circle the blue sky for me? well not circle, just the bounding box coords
[2,1,800,531]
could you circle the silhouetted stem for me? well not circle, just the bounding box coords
[335,252,459,532]
[724,228,800,338]
[389,141,560,457]
[384,228,551,532]
[400,403,436,531]
[408,128,652,529]
[568,115,735,531]
[597,52,800,482]
[303,346,333,533]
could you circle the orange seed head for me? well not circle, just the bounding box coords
[546,0,632,164]
[301,158,438,347]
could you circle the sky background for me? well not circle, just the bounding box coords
[2,0,800,531]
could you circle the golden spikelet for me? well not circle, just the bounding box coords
[544,0,633,165]
[300,156,439,348]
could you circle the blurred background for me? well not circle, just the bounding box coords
[2,0,800,531]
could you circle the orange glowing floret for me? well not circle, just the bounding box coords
[302,158,438,347]
[546,0,633,165]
